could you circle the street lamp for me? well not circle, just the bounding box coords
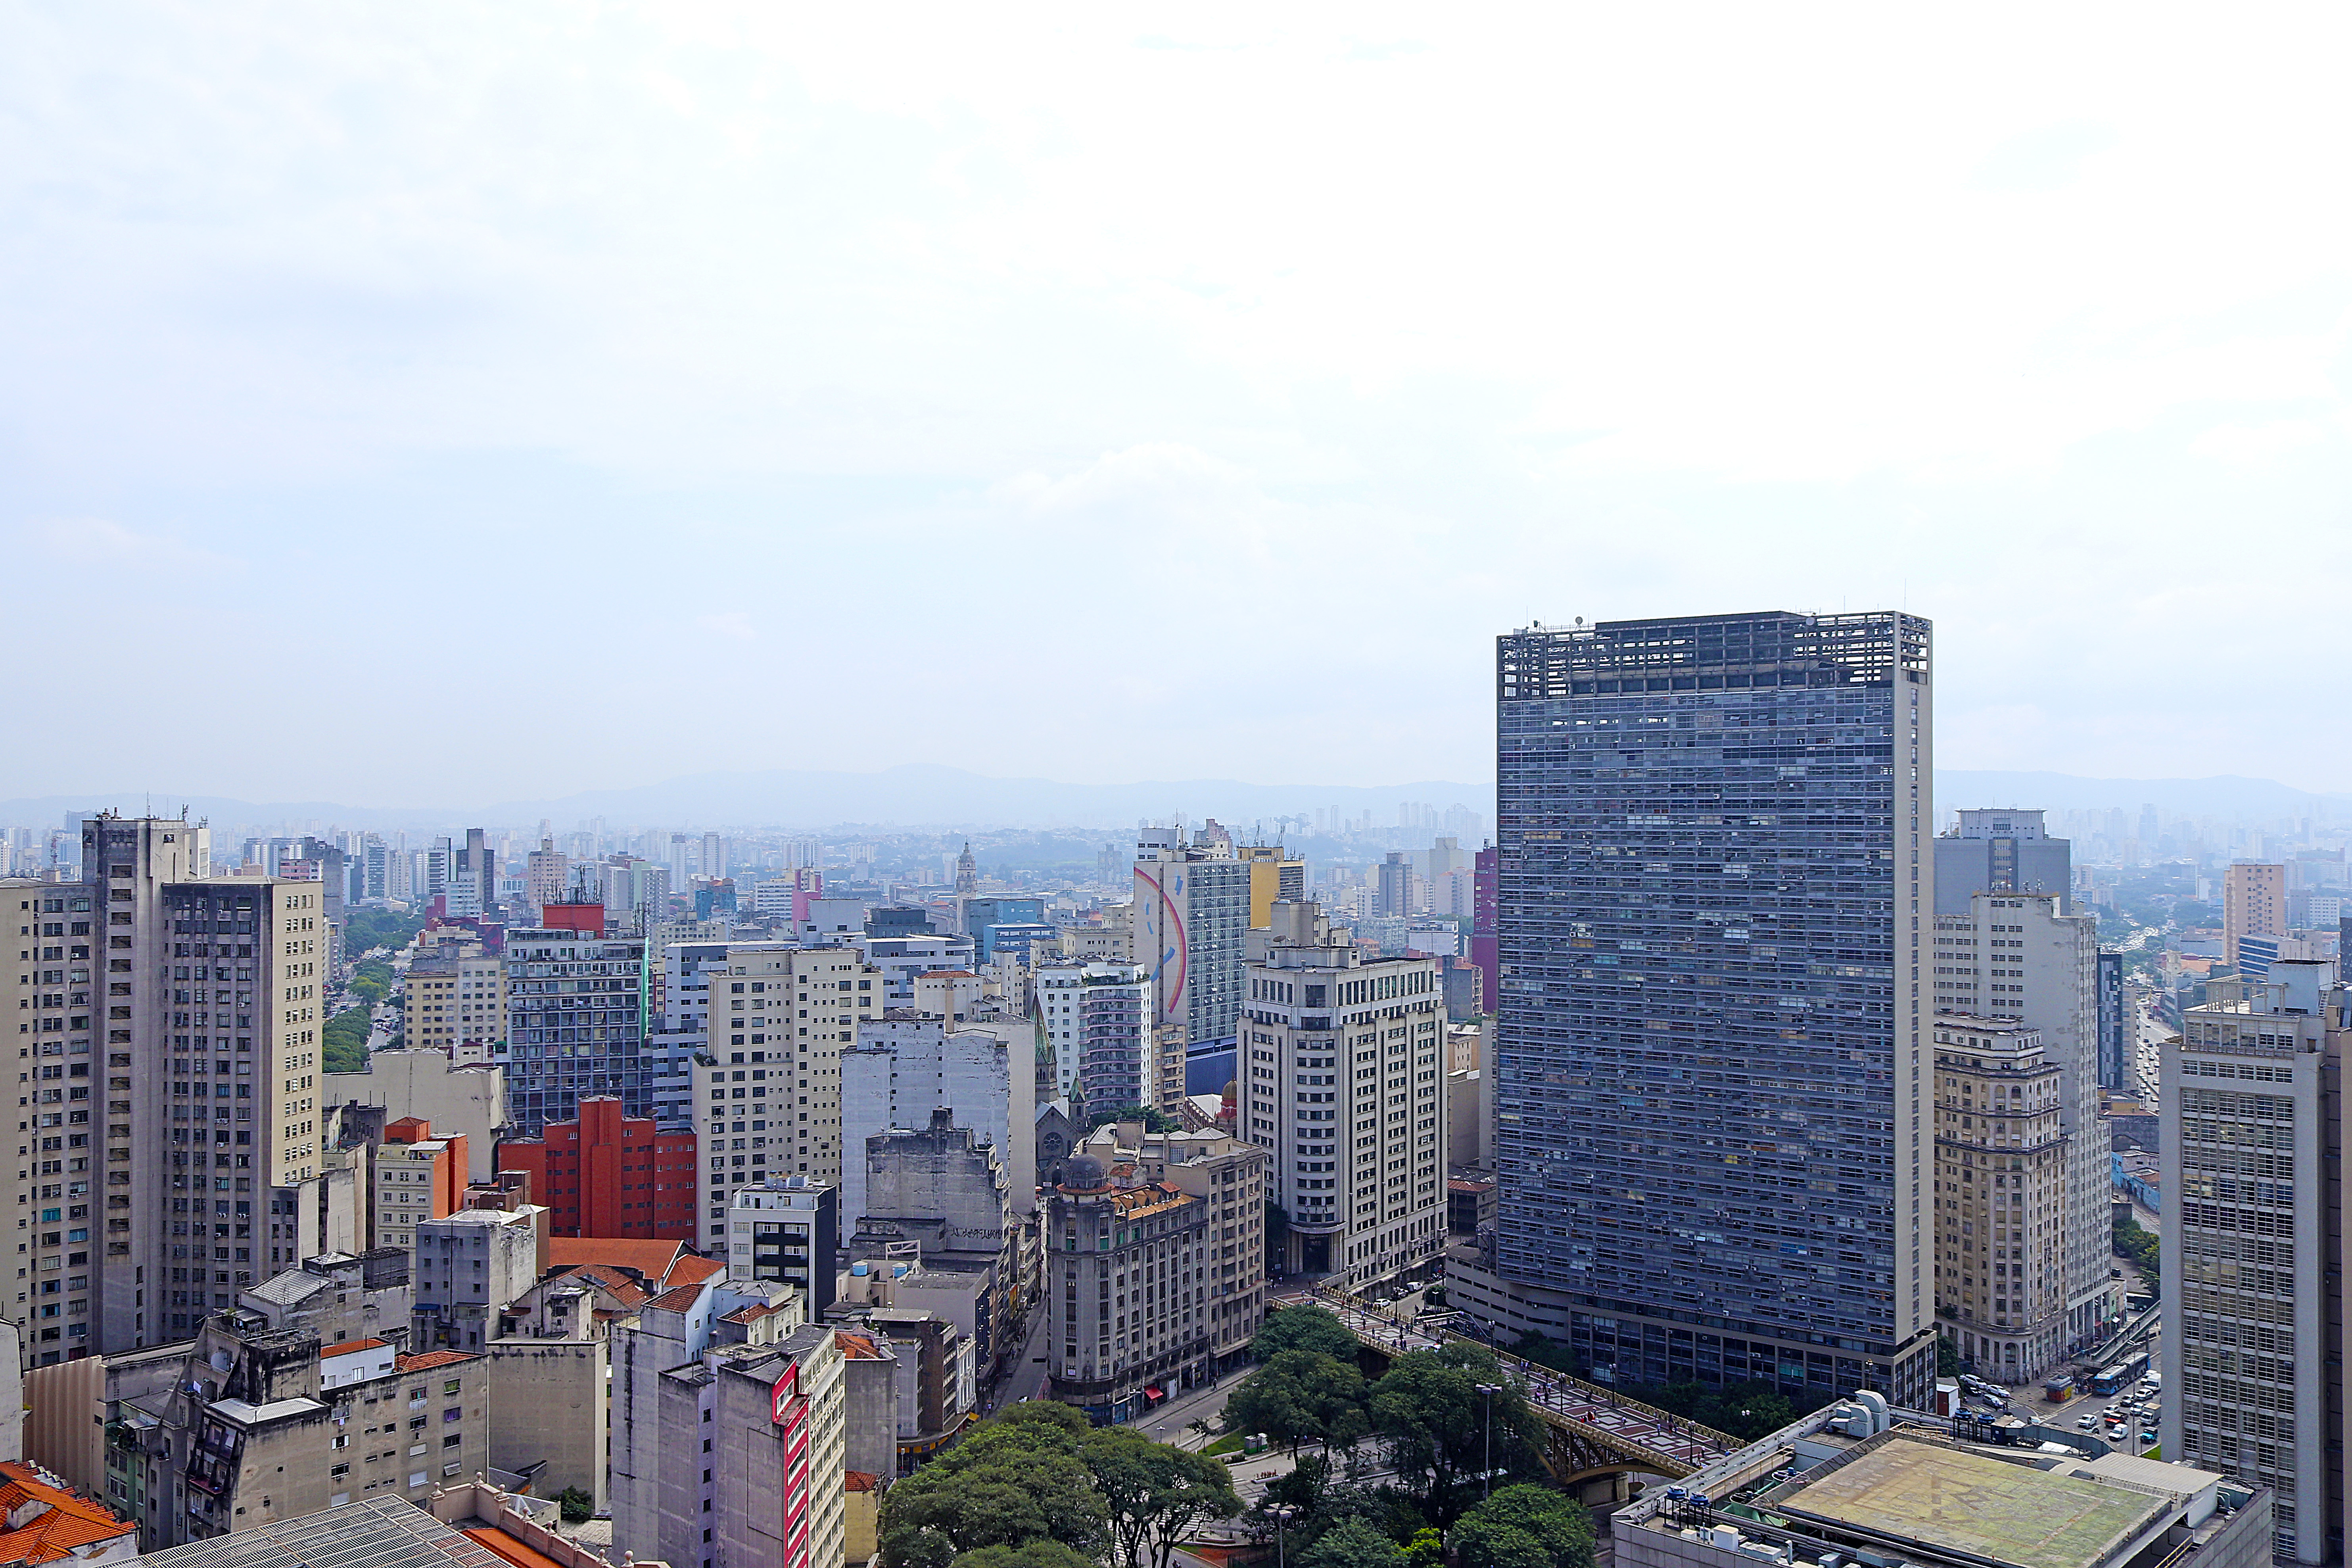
[1272,1504,1298,1568]
[1477,1382,1503,1499]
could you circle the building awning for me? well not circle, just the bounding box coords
[1144,1386,1166,1402]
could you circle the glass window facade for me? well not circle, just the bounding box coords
[1493,611,1933,1404]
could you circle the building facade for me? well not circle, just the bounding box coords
[1033,960,1149,1113]
[1933,809,2072,916]
[1930,1014,2071,1380]
[1237,902,1445,1288]
[502,927,649,1133]
[2222,863,2287,971]
[1929,890,2111,1357]
[1043,1127,1266,1423]
[1489,611,1935,1405]
[2159,963,2337,1565]
[1133,833,1249,1091]
[494,1096,697,1241]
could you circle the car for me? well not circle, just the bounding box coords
[2075,1416,2098,1431]
[2141,1430,2158,1443]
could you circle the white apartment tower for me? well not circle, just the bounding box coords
[699,946,882,1224]
[1928,889,2111,1358]
[2159,962,2337,1565]
[1238,901,1445,1290]
[1032,960,1149,1113]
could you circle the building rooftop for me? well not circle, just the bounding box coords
[129,1493,613,1568]
[397,1350,484,1373]
[545,1236,685,1280]
[321,1336,390,1357]
[0,1460,136,1564]
[1776,1439,2161,1568]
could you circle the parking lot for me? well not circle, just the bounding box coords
[1956,1367,2164,1452]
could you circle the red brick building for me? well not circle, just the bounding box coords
[495,1096,697,1240]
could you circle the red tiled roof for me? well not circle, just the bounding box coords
[835,1332,884,1360]
[320,1336,390,1357]
[0,1462,135,1564]
[718,1300,790,1325]
[644,1283,707,1313]
[844,1470,881,1492]
[546,1236,683,1278]
[663,1254,725,1289]
[396,1350,484,1372]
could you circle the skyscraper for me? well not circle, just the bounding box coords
[1933,808,2071,915]
[2223,862,2287,970]
[2158,962,2339,1564]
[1133,829,1249,1104]
[1483,611,1934,1404]
[1237,901,1446,1288]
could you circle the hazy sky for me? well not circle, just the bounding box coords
[10,6,2352,806]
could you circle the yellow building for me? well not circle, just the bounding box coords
[1236,844,1305,928]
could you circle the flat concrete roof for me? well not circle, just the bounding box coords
[1781,1439,2165,1568]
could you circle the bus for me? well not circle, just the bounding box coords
[2043,1374,2076,1401]
[2090,1352,2151,1396]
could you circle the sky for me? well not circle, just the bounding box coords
[9,4,2352,807]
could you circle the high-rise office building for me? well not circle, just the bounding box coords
[1237,901,1446,1288]
[1928,1014,2072,1380]
[2158,962,2339,1564]
[2223,863,2288,970]
[2096,950,2128,1092]
[1934,809,2071,915]
[1033,959,1150,1112]
[1928,890,2110,1360]
[503,923,648,1133]
[524,838,567,920]
[1376,852,1412,917]
[1235,844,1306,929]
[1483,611,1934,1404]
[1133,829,1249,1099]
[5,814,334,1357]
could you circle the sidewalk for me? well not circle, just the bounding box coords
[1136,1365,1257,1447]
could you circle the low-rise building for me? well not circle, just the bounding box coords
[373,1119,467,1253]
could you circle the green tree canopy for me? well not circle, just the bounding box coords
[1451,1485,1594,1568]
[1082,1104,1178,1135]
[1079,1426,1242,1568]
[1368,1346,1541,1526]
[1296,1517,1407,1568]
[950,1543,1099,1568]
[321,1007,371,1073]
[1224,1350,1368,1453]
[1250,1305,1360,1361]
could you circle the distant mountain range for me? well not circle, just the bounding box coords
[6,765,2342,837]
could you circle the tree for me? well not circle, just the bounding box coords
[321,1007,371,1073]
[1368,1347,1541,1526]
[1405,1528,1446,1568]
[1297,1517,1406,1568]
[879,1407,1107,1568]
[1079,1426,1242,1568]
[1250,1305,1360,1361]
[1083,1104,1178,1136]
[1224,1351,1367,1453]
[1451,1485,1594,1568]
[950,1544,1098,1568]
[1937,1336,1961,1378]
[557,1487,593,1524]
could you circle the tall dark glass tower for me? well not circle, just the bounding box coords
[1492,611,1935,1406]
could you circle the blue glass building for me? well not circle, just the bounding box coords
[1492,611,1935,1405]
